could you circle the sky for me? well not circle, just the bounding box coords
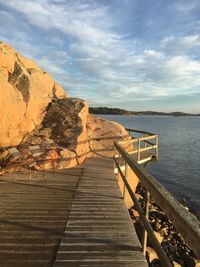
[0,0,200,113]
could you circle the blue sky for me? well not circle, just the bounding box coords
[0,0,200,113]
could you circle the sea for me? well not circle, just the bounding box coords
[100,115,200,220]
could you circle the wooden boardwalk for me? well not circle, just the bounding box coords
[0,157,148,267]
[54,158,147,267]
[0,168,82,267]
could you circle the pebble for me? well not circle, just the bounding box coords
[146,247,158,262]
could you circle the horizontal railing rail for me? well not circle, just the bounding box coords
[114,133,200,266]
[118,128,158,163]
[125,128,155,136]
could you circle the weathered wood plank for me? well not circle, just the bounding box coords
[0,167,82,266]
[54,158,148,267]
[0,157,148,266]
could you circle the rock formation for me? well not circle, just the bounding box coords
[87,114,130,157]
[0,42,66,147]
[22,98,89,169]
[0,42,130,171]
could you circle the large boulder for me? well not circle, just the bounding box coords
[24,98,89,168]
[0,41,66,147]
[87,114,130,157]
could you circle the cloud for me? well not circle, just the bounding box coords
[161,35,200,54]
[76,59,115,80]
[174,0,200,13]
[0,0,117,44]
[0,0,135,79]
[144,50,164,59]
[111,50,200,101]
[0,0,200,112]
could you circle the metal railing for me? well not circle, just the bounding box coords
[114,129,200,267]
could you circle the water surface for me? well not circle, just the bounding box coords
[100,115,200,219]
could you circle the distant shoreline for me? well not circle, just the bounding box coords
[89,107,200,117]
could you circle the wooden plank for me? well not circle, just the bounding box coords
[54,158,148,267]
[0,167,82,266]
[54,263,147,267]
[0,157,148,266]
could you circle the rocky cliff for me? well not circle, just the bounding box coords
[0,41,66,147]
[0,42,130,171]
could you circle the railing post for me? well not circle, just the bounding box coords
[113,149,116,173]
[155,136,158,160]
[117,152,120,181]
[123,163,128,199]
[29,167,32,180]
[142,190,150,255]
[137,139,140,162]
[144,134,147,149]
[114,148,118,178]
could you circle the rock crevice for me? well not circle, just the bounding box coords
[8,61,30,104]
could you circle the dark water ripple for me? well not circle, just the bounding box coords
[100,115,200,219]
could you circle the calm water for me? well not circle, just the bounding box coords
[100,115,200,219]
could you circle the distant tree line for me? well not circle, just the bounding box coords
[89,107,136,115]
[89,107,199,116]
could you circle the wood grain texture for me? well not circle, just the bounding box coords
[54,157,148,267]
[0,157,147,266]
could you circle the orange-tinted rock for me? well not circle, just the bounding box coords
[57,149,78,169]
[24,98,89,159]
[0,41,67,147]
[87,114,131,157]
[173,261,182,267]
[146,247,158,262]
[0,42,131,171]
[75,101,89,164]
[20,98,89,169]
[154,231,164,243]
[130,208,140,218]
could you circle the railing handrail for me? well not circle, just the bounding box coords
[114,141,200,259]
[113,154,172,267]
[118,135,156,144]
[125,128,155,136]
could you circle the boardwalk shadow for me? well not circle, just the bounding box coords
[0,219,141,251]
[1,178,123,199]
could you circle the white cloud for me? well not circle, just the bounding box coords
[144,50,163,59]
[0,0,200,112]
[37,57,66,75]
[0,0,136,81]
[161,35,200,53]
[110,84,139,98]
[115,51,200,100]
[0,0,116,45]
